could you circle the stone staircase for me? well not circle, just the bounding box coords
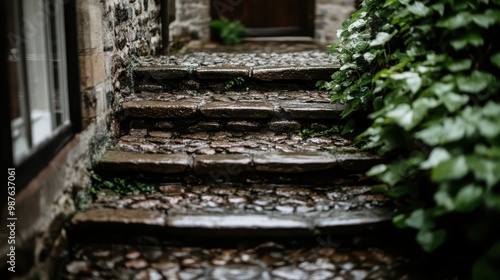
[61,43,414,279]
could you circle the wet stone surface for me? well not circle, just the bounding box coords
[60,241,410,279]
[137,49,338,68]
[86,184,395,224]
[114,131,358,156]
[124,89,333,105]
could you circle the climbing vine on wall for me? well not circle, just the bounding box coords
[320,0,500,278]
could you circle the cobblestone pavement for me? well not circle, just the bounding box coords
[137,41,337,67]
[62,241,411,280]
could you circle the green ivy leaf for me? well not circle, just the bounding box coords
[421,148,451,169]
[431,156,468,182]
[491,53,500,69]
[434,189,455,211]
[440,92,469,112]
[407,2,430,16]
[472,14,497,28]
[454,184,483,212]
[405,209,426,229]
[370,31,396,46]
[467,156,500,188]
[417,229,446,252]
[387,104,414,129]
[367,164,388,176]
[445,59,472,72]
[456,71,494,93]
[436,12,472,29]
[393,214,407,229]
[450,33,484,50]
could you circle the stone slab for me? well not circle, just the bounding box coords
[253,152,338,173]
[280,103,344,119]
[195,66,250,80]
[200,102,275,119]
[193,154,253,174]
[100,151,190,173]
[123,100,199,118]
[72,208,166,226]
[252,65,338,81]
[134,65,191,80]
[167,214,309,229]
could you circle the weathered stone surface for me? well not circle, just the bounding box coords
[252,66,338,81]
[134,65,191,80]
[268,120,301,132]
[123,101,199,118]
[195,66,250,80]
[335,154,382,170]
[167,214,309,229]
[253,152,337,173]
[226,121,261,131]
[72,208,166,226]
[193,154,253,174]
[315,209,393,227]
[200,102,275,119]
[100,151,189,173]
[280,103,344,119]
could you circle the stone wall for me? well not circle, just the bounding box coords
[0,0,163,279]
[315,0,357,44]
[168,0,211,50]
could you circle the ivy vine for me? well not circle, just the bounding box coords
[321,0,500,278]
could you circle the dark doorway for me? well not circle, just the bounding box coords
[211,0,315,37]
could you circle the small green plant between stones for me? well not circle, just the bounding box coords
[225,77,245,90]
[210,17,248,45]
[90,172,158,197]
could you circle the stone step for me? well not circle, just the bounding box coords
[101,131,380,179]
[133,51,339,91]
[119,90,351,133]
[60,239,412,279]
[72,183,397,237]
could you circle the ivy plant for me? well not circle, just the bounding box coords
[322,0,500,278]
[90,172,158,196]
[210,17,248,45]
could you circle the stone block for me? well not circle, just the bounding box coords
[200,102,275,119]
[79,52,106,89]
[280,103,344,119]
[252,66,338,81]
[195,66,250,80]
[193,154,253,174]
[100,151,190,173]
[253,152,338,173]
[123,100,199,118]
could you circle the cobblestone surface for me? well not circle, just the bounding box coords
[137,42,338,67]
[114,131,357,155]
[91,184,393,216]
[61,241,410,280]
[125,89,333,104]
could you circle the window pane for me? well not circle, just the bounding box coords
[24,0,54,146]
[49,0,70,127]
[8,0,31,161]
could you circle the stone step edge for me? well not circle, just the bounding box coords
[71,208,394,232]
[133,65,339,82]
[99,151,381,174]
[121,100,345,120]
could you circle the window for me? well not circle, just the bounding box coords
[2,0,81,188]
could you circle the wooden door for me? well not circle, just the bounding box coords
[211,0,315,37]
